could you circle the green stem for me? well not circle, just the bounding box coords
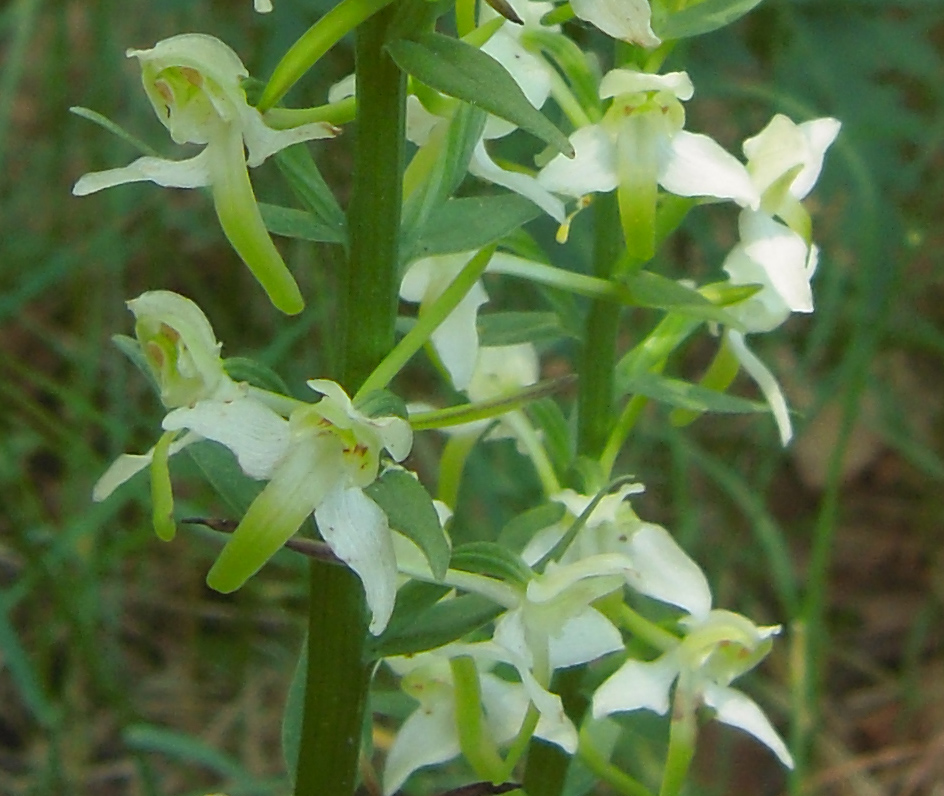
[577,738,653,796]
[257,0,396,112]
[659,692,696,796]
[577,191,622,460]
[451,656,506,781]
[295,8,406,796]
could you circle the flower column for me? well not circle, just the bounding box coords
[295,5,406,795]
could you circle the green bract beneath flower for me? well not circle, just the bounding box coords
[73,34,338,315]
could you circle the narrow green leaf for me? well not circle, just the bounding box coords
[258,203,346,245]
[621,270,744,325]
[273,144,347,245]
[0,604,56,727]
[124,724,249,780]
[367,592,501,659]
[364,469,450,579]
[186,440,264,516]
[450,541,532,587]
[385,32,573,157]
[478,311,572,347]
[224,356,292,395]
[407,193,542,261]
[622,372,769,414]
[402,103,487,248]
[655,0,764,40]
[282,641,307,784]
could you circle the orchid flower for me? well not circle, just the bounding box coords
[592,608,794,769]
[175,379,412,633]
[539,68,759,259]
[522,483,713,618]
[92,290,279,510]
[720,115,841,444]
[382,644,574,796]
[73,34,337,315]
[383,551,633,794]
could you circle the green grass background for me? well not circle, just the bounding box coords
[1,0,943,794]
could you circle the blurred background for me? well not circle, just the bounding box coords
[1,0,943,794]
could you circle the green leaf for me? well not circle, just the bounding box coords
[367,592,501,658]
[385,32,573,157]
[0,605,56,728]
[498,501,566,553]
[402,103,487,250]
[621,372,769,414]
[527,397,572,479]
[282,641,307,784]
[259,203,346,245]
[124,724,251,781]
[407,193,543,260]
[655,0,764,40]
[186,440,264,516]
[273,144,348,245]
[364,469,450,579]
[224,356,292,395]
[450,541,532,587]
[478,311,573,346]
[621,270,743,325]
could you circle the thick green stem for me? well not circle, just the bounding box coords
[295,7,405,796]
[577,192,622,463]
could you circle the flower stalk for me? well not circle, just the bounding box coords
[295,5,406,795]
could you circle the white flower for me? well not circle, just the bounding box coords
[720,115,840,444]
[539,68,758,258]
[522,484,713,618]
[73,34,337,315]
[254,0,273,11]
[92,290,268,506]
[539,69,758,207]
[188,379,412,634]
[592,609,793,769]
[382,649,566,795]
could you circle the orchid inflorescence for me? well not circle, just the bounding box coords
[75,0,840,793]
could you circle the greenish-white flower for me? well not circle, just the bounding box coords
[539,68,758,259]
[571,0,660,48]
[593,608,793,768]
[73,34,336,314]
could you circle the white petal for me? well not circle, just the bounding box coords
[592,654,680,718]
[241,107,336,168]
[571,0,661,48]
[660,131,759,208]
[469,141,566,222]
[702,683,794,768]
[726,330,793,445]
[538,125,618,198]
[383,692,460,796]
[254,0,273,11]
[162,396,290,479]
[548,607,624,668]
[481,33,552,138]
[626,523,713,618]
[92,431,199,501]
[405,95,442,146]
[73,150,212,195]
[599,69,692,101]
[315,487,397,634]
[739,211,814,313]
[722,244,792,333]
[432,277,490,391]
